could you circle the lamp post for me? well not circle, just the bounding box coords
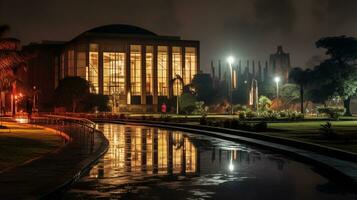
[274,76,280,99]
[227,56,234,115]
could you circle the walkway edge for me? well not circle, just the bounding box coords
[41,129,109,199]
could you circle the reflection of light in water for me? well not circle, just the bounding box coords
[15,117,28,124]
[89,124,198,178]
[228,160,234,172]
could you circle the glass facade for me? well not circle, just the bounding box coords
[103,52,126,95]
[172,47,183,96]
[130,45,142,96]
[77,52,86,79]
[184,47,197,85]
[67,50,75,76]
[146,46,153,95]
[158,46,168,96]
[55,42,197,110]
[89,44,99,93]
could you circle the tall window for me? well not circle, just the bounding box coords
[158,46,168,96]
[76,52,86,79]
[184,47,197,85]
[130,45,141,96]
[89,44,99,93]
[103,52,126,95]
[67,50,75,76]
[172,47,183,96]
[146,46,153,95]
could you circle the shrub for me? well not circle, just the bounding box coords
[246,111,257,119]
[320,121,339,139]
[199,114,207,125]
[238,111,246,120]
[317,106,345,119]
[254,122,268,132]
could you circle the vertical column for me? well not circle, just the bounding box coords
[126,45,131,104]
[141,129,147,172]
[196,45,200,73]
[168,46,173,99]
[181,47,186,83]
[152,129,158,174]
[74,49,78,76]
[98,48,103,94]
[181,138,186,175]
[167,131,173,175]
[141,46,147,107]
[153,46,158,112]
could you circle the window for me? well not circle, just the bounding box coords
[103,52,126,95]
[146,46,153,95]
[76,52,86,79]
[130,45,142,96]
[158,46,168,96]
[89,44,99,93]
[184,47,197,85]
[172,47,183,96]
[67,50,75,76]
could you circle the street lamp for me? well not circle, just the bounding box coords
[227,56,234,115]
[274,76,280,98]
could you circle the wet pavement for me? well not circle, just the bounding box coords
[64,123,357,200]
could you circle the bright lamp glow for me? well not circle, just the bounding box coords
[274,76,280,83]
[228,162,234,172]
[227,56,234,65]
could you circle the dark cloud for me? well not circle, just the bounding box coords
[1,0,357,70]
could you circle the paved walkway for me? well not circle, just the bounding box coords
[0,125,109,199]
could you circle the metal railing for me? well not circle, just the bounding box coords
[29,114,97,153]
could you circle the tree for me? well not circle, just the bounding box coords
[258,96,272,112]
[315,36,357,116]
[54,77,90,112]
[280,83,300,108]
[289,67,311,113]
[0,25,31,115]
[191,73,215,104]
[179,93,197,114]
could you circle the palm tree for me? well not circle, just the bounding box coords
[289,67,311,114]
[0,25,30,116]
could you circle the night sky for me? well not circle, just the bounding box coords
[1,0,357,71]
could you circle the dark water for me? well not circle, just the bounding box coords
[64,123,357,200]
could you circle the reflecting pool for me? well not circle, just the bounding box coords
[64,123,357,200]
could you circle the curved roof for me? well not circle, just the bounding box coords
[83,24,157,36]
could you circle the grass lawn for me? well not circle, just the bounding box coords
[267,121,357,153]
[0,122,63,171]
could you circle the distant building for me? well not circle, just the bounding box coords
[269,46,291,82]
[24,24,199,112]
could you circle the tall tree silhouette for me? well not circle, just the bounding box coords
[0,25,30,115]
[315,36,357,116]
[289,67,311,114]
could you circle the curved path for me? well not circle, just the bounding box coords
[0,123,109,199]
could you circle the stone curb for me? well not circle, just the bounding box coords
[96,119,357,189]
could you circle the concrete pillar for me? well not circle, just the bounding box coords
[126,45,131,105]
[98,48,103,94]
[153,46,158,112]
[141,46,146,107]
[168,46,173,99]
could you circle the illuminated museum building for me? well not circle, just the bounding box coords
[26,24,199,112]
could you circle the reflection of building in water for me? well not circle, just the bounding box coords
[91,124,198,177]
